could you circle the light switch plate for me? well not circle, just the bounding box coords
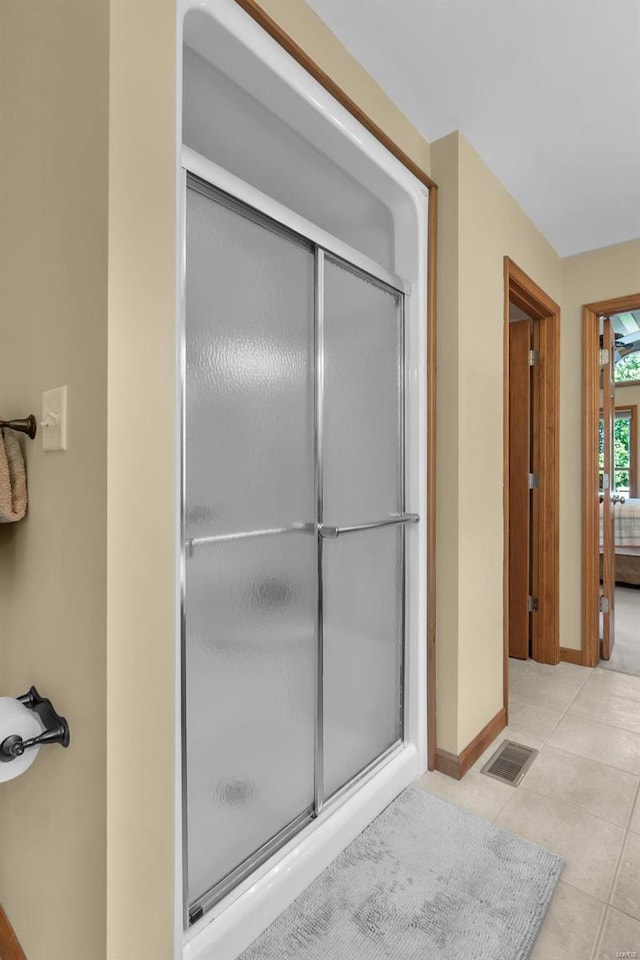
[41,386,68,452]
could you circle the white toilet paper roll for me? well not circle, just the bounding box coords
[0,697,43,783]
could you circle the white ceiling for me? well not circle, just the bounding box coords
[306,0,640,257]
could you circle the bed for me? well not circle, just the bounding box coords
[600,498,640,585]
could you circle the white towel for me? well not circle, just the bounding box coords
[0,427,27,522]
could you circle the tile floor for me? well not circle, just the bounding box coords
[416,657,640,959]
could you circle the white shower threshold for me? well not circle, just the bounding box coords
[183,744,418,960]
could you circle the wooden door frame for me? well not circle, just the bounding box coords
[508,318,534,661]
[582,293,640,667]
[0,904,26,960]
[503,258,560,713]
[235,0,439,769]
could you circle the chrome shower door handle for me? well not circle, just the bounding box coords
[318,513,419,539]
[185,522,315,556]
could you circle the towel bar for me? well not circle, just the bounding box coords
[319,513,420,538]
[0,416,37,439]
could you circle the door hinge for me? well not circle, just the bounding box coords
[599,348,610,366]
[528,348,539,366]
[599,596,609,614]
[528,595,539,613]
[528,473,539,490]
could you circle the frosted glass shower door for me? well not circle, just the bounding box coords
[184,177,316,916]
[321,255,405,800]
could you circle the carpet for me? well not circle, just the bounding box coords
[239,786,563,960]
[600,585,640,677]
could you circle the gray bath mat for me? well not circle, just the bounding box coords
[239,786,563,960]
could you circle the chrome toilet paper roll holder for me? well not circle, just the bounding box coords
[0,686,70,762]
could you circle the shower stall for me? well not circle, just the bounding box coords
[177,4,429,955]
[183,166,417,924]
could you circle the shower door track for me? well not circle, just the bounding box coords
[181,147,414,928]
[188,740,405,925]
[187,808,314,925]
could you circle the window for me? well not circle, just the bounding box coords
[599,406,637,497]
[614,351,640,383]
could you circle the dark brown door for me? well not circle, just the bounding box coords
[509,319,532,659]
[602,316,616,659]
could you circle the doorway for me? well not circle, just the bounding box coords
[503,259,560,704]
[508,305,537,659]
[582,294,640,674]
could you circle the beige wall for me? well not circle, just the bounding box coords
[0,2,109,958]
[432,132,562,753]
[430,134,461,752]
[560,239,640,650]
[106,2,177,958]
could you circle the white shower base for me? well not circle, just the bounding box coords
[184,744,418,959]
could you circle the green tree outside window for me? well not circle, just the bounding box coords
[615,352,640,382]
[599,414,632,493]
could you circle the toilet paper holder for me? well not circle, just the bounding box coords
[0,686,70,762]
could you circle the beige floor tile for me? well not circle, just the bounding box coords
[508,696,565,741]
[509,659,590,712]
[530,881,605,960]
[556,660,593,680]
[594,907,640,960]
[496,789,625,901]
[568,686,640,734]
[585,668,640,704]
[509,657,590,681]
[414,768,512,822]
[630,790,640,834]
[521,745,639,827]
[611,832,640,921]
[548,714,640,776]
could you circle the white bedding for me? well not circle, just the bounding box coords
[600,498,640,549]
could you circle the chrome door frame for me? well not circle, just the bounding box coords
[180,149,413,927]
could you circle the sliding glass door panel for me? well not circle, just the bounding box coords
[183,174,409,917]
[322,256,403,527]
[185,534,316,905]
[184,180,316,909]
[185,180,315,541]
[321,256,405,800]
[322,526,404,798]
